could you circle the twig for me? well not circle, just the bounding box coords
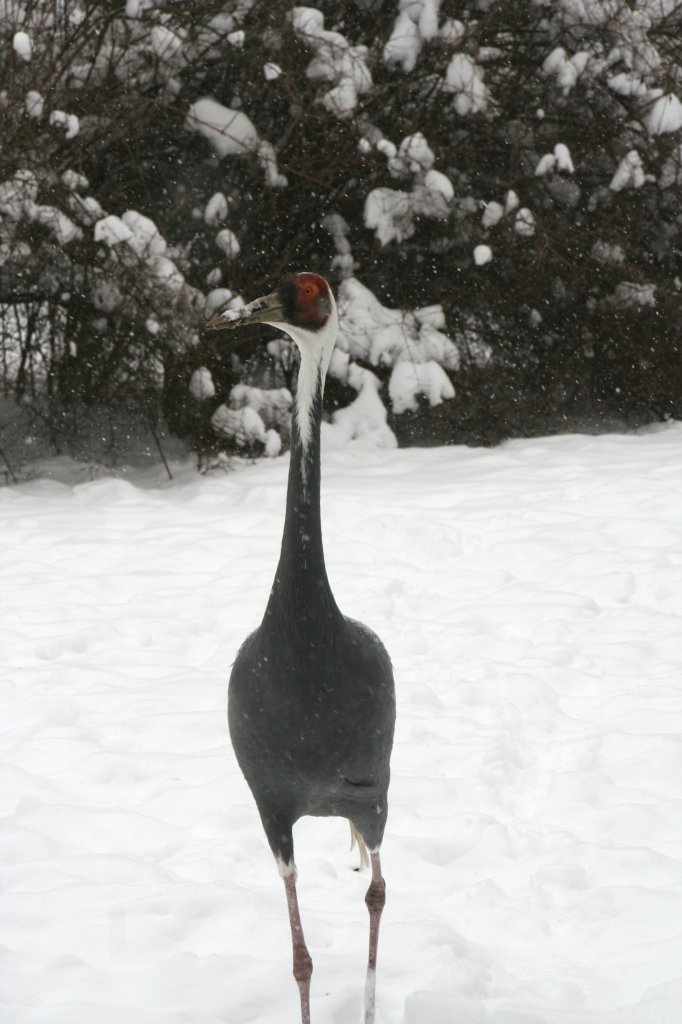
[146,414,173,481]
[0,441,18,484]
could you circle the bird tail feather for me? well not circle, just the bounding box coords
[349,821,370,870]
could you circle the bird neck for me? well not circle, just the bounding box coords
[264,345,340,626]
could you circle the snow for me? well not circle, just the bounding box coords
[384,1,441,72]
[535,152,557,177]
[125,0,151,16]
[30,205,82,246]
[389,360,455,413]
[0,168,84,246]
[321,79,357,118]
[377,138,397,159]
[481,201,504,229]
[592,240,625,265]
[542,46,588,95]
[364,171,454,246]
[121,211,166,258]
[554,142,574,172]
[91,226,182,296]
[514,207,536,237]
[364,187,413,246]
[148,255,184,295]
[189,368,215,401]
[608,282,656,308]
[68,194,105,226]
[365,166,453,246]
[256,141,288,189]
[610,150,645,192]
[389,133,435,177]
[204,193,228,226]
[423,169,454,202]
[417,325,460,372]
[536,144,575,177]
[336,278,459,377]
[444,54,490,115]
[205,288,238,318]
[229,385,292,432]
[608,72,649,99]
[264,430,282,458]
[49,110,80,139]
[647,93,682,135]
[13,30,32,61]
[25,90,44,119]
[416,0,441,40]
[264,62,282,81]
[0,170,38,219]
[94,215,133,247]
[186,97,288,186]
[150,25,183,64]
[659,144,682,189]
[292,6,372,118]
[323,213,354,278]
[474,244,492,266]
[504,189,520,214]
[186,98,259,157]
[414,305,445,331]
[61,170,89,192]
[440,17,465,46]
[3,425,682,1023]
[91,278,123,313]
[211,404,267,446]
[326,366,397,450]
[383,11,421,73]
[215,228,240,260]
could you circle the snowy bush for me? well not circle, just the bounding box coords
[1,0,681,468]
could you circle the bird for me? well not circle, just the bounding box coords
[206,272,396,1024]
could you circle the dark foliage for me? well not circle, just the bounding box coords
[1,0,681,469]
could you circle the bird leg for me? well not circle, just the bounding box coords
[284,872,313,1024]
[363,850,386,1024]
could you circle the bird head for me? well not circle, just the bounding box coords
[206,272,337,349]
[206,274,338,450]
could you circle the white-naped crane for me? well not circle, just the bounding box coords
[206,273,395,1024]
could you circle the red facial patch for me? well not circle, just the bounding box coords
[294,273,329,308]
[279,273,332,330]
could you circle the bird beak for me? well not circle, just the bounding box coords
[205,291,284,331]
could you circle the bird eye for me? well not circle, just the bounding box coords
[301,283,316,298]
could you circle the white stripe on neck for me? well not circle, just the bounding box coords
[295,345,324,453]
[277,304,338,460]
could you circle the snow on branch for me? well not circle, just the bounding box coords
[325,365,397,450]
[542,47,590,95]
[383,0,441,73]
[292,6,372,118]
[444,53,491,115]
[212,384,292,456]
[186,98,287,187]
[535,144,575,176]
[389,360,454,414]
[364,131,454,245]
[330,278,460,423]
[609,150,646,191]
[647,93,682,135]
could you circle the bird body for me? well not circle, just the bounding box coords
[207,273,395,1023]
[230,614,394,867]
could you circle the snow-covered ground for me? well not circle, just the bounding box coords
[2,426,682,1024]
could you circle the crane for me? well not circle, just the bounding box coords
[206,273,396,1024]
